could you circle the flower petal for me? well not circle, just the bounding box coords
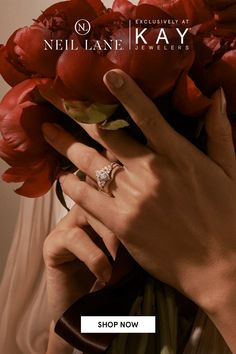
[124,26,194,98]
[172,74,212,116]
[139,0,212,25]
[54,34,117,103]
[0,78,47,114]
[214,4,236,23]
[6,155,60,198]
[0,79,65,197]
[2,166,33,183]
[13,24,65,78]
[37,0,106,30]
[207,0,236,11]
[112,0,137,18]
[0,45,28,87]
[1,102,61,156]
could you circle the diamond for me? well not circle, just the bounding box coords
[95,162,121,192]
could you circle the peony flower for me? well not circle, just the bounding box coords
[0,79,63,197]
[128,0,212,25]
[0,0,106,86]
[54,1,196,106]
[0,0,207,114]
[0,0,235,197]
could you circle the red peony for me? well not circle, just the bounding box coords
[0,0,235,197]
[0,79,63,197]
[0,0,106,86]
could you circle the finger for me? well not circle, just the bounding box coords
[205,88,236,178]
[44,227,112,283]
[103,69,182,156]
[80,123,151,167]
[56,203,118,259]
[103,150,117,162]
[85,211,119,259]
[85,149,126,197]
[59,174,117,230]
[42,123,110,179]
[86,175,98,189]
[55,204,86,229]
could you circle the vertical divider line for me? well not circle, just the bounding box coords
[128,19,132,50]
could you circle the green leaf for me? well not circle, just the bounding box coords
[37,81,118,124]
[99,119,129,130]
[64,100,118,124]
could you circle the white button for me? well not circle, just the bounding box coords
[81,316,156,333]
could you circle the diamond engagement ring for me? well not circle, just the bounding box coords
[96,162,121,192]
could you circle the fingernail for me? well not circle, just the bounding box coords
[42,123,60,140]
[104,70,124,89]
[220,87,227,115]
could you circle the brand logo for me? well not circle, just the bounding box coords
[44,18,191,52]
[74,19,91,36]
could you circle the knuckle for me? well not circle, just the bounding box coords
[115,208,137,240]
[88,250,106,273]
[176,156,195,174]
[43,238,50,264]
[105,229,116,240]
[137,155,161,190]
[65,228,80,246]
[80,147,97,172]
[74,182,88,201]
[122,86,135,102]
[140,153,158,172]
[137,106,159,131]
[43,232,57,266]
[219,124,233,143]
[208,119,233,144]
[148,176,161,196]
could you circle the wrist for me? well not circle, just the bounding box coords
[197,256,236,315]
[197,258,236,353]
[206,290,236,353]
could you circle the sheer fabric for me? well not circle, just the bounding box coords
[0,190,71,354]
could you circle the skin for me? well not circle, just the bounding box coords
[43,70,236,354]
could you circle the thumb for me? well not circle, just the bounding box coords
[205,88,236,178]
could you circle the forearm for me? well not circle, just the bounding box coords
[46,321,74,354]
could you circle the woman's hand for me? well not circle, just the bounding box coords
[43,70,236,352]
[43,204,118,354]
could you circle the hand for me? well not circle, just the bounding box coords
[43,70,236,353]
[43,204,118,353]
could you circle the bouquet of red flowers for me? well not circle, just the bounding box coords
[0,0,235,353]
[0,0,235,198]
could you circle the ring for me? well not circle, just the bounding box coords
[96,162,121,192]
